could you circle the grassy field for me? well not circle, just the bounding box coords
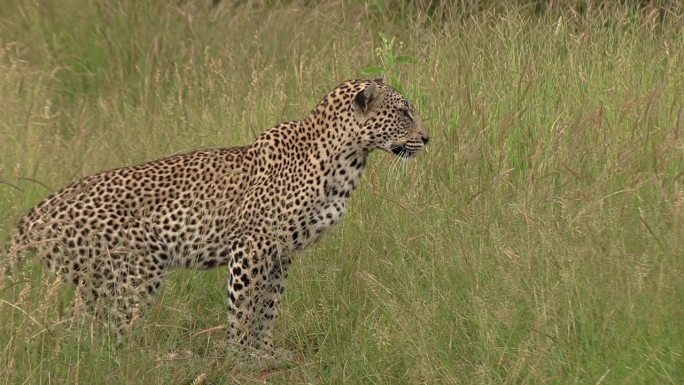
[0,1,682,383]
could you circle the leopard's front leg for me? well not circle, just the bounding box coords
[226,235,284,357]
[259,253,291,356]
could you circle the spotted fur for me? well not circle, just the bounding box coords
[6,77,429,358]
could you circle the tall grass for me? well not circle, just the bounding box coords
[1,1,682,383]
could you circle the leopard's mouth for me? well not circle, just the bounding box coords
[390,144,421,158]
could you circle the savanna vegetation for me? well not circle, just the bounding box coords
[0,0,682,383]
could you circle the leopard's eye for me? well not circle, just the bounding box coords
[399,108,413,120]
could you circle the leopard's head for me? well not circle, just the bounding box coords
[352,77,429,158]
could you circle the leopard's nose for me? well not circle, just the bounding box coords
[421,135,430,145]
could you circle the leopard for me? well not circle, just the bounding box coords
[5,76,429,362]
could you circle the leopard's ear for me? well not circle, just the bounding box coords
[353,82,382,115]
[372,74,388,85]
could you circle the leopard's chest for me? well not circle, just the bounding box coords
[283,185,351,251]
[281,161,365,251]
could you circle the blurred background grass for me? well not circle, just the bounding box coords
[0,0,682,383]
